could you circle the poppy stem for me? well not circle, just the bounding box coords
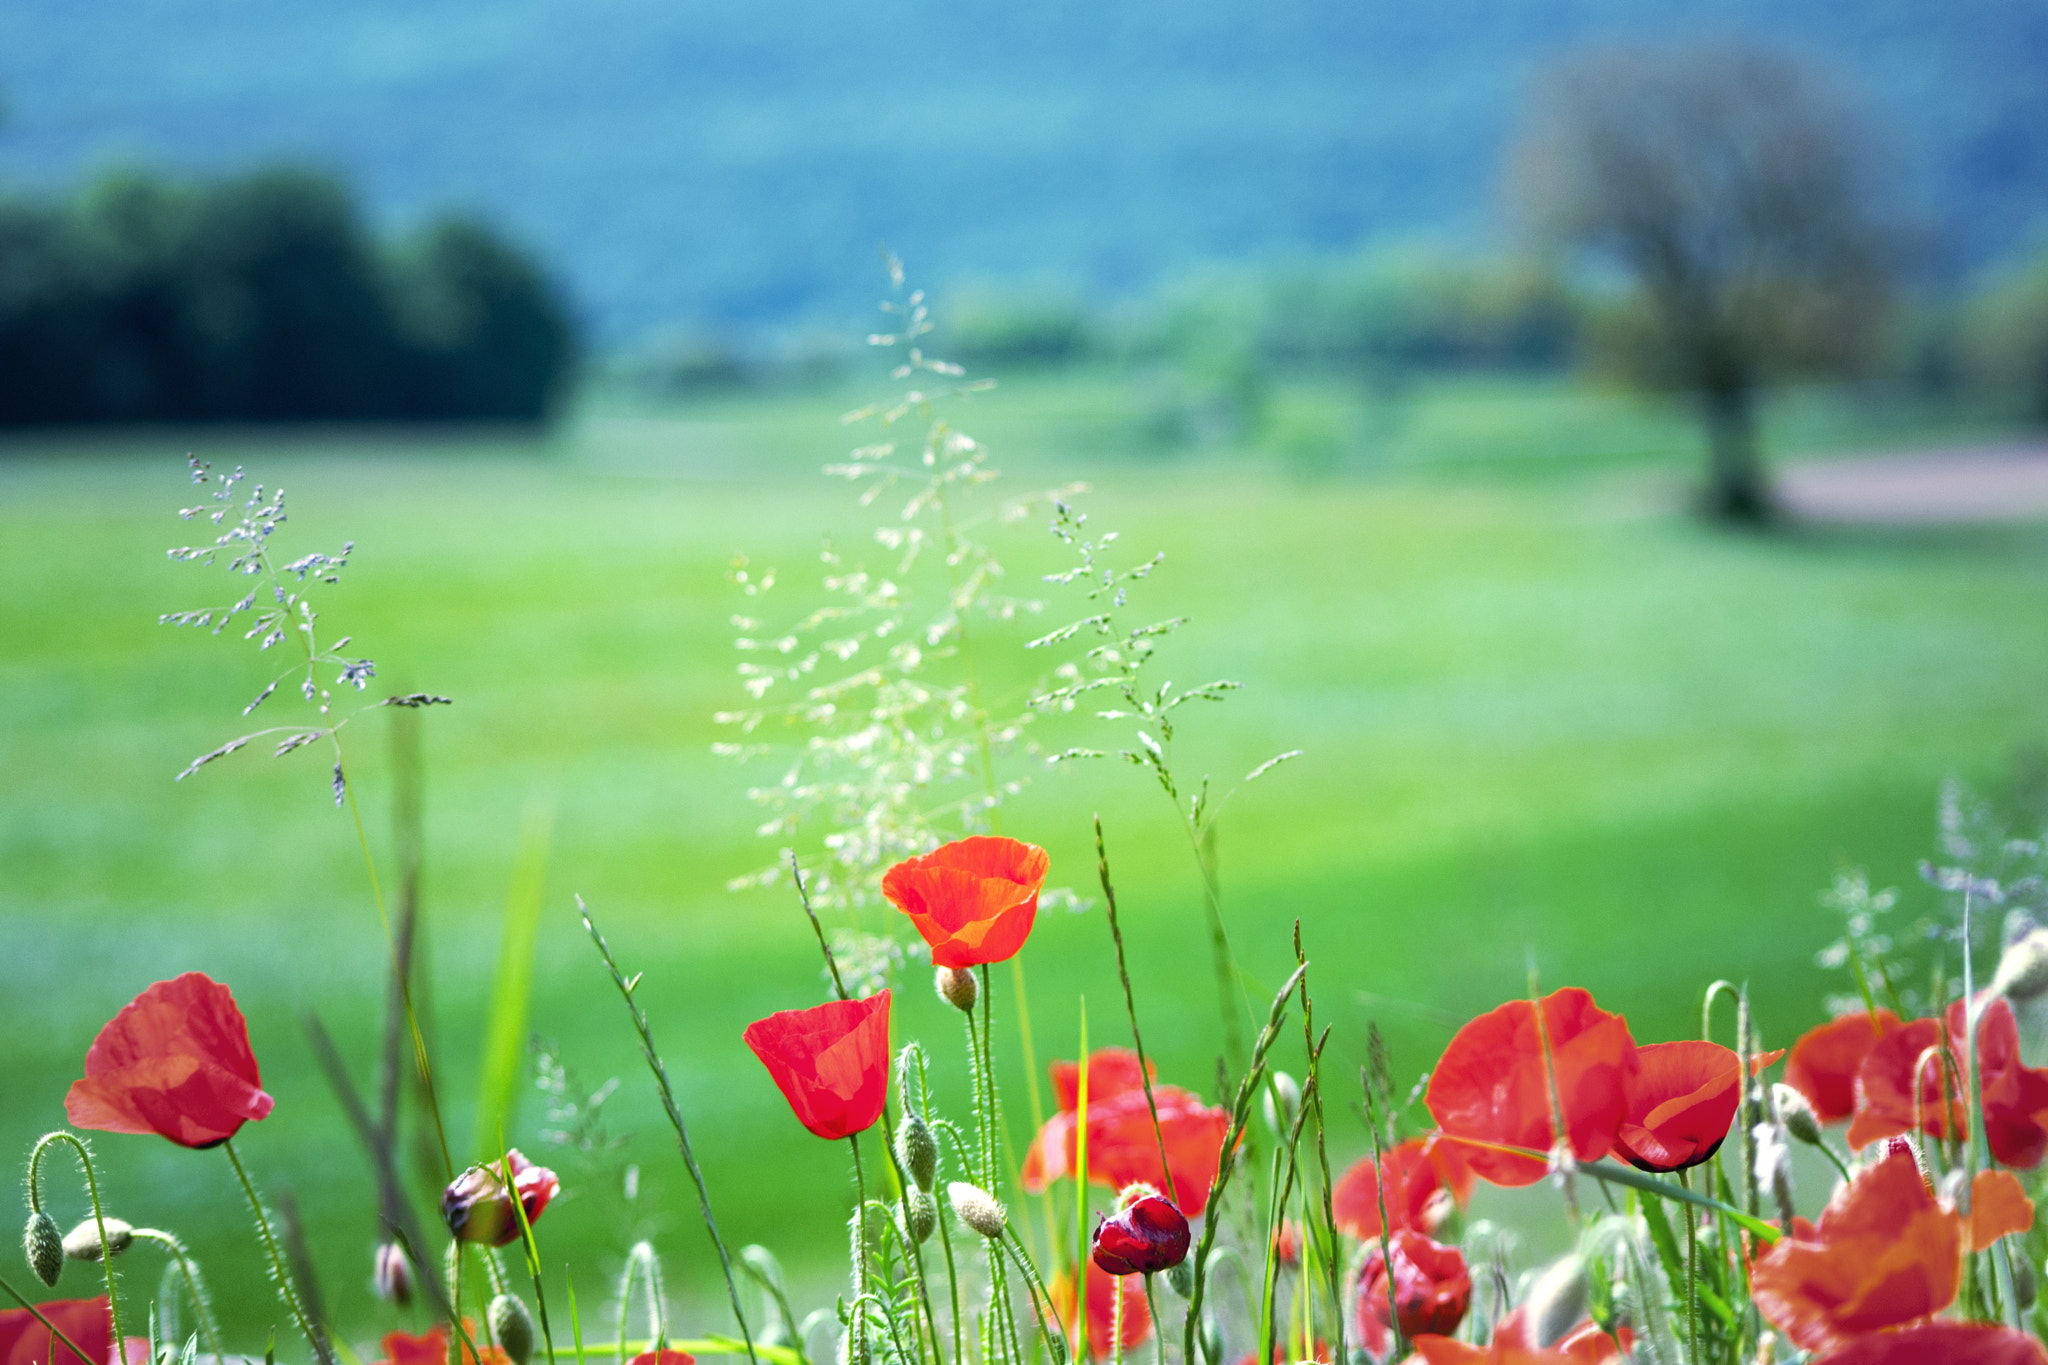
[1678,1169,1700,1365]
[1143,1277,1164,1365]
[223,1138,332,1365]
[29,1132,127,1361]
[914,1050,968,1365]
[130,1226,228,1365]
[999,1233,1069,1365]
[849,1136,872,1365]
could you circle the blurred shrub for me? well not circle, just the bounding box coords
[0,166,574,425]
[1959,236,2048,422]
[942,286,1094,368]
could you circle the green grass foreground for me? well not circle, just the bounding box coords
[1,372,2043,1346]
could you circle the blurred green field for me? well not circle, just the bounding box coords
[3,370,2044,1352]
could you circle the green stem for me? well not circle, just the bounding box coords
[29,1133,126,1356]
[1143,1278,1164,1365]
[131,1228,227,1364]
[224,1139,330,1364]
[1680,1169,1700,1365]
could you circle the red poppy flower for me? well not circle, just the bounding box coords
[1612,1041,1783,1174]
[743,991,892,1140]
[882,837,1049,968]
[1848,997,2048,1167]
[1356,1230,1471,1343]
[1786,1009,1901,1123]
[1809,1322,2048,1365]
[0,1297,117,1365]
[1409,1310,1625,1365]
[1961,1168,2035,1251]
[628,1353,696,1365]
[1021,1048,1234,1212]
[441,1150,560,1246]
[64,973,273,1149]
[1230,1341,1330,1365]
[1425,988,1639,1187]
[1092,1195,1191,1275]
[374,1324,508,1365]
[1332,1136,1473,1240]
[1751,1149,1961,1353]
[1050,1258,1150,1360]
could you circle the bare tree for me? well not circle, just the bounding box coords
[1510,40,1891,521]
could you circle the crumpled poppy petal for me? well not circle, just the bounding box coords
[0,1297,113,1365]
[743,992,891,1140]
[1333,1137,1461,1240]
[1751,1150,1961,1353]
[1810,1322,2048,1365]
[64,973,273,1149]
[882,837,1049,968]
[1964,1168,2035,1252]
[1788,1010,1901,1124]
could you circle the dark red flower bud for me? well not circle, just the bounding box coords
[1357,1229,1472,1341]
[442,1150,559,1246]
[1091,1195,1190,1276]
[373,1242,415,1306]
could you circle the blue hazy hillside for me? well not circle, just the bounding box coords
[2,0,2044,343]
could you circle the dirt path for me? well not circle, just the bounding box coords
[1778,441,2048,524]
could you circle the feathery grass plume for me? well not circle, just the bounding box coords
[715,257,1081,987]
[1029,498,1300,1076]
[163,456,450,797]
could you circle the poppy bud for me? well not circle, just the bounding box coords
[373,1241,414,1306]
[490,1294,535,1365]
[896,1114,937,1191]
[443,1150,560,1246]
[902,1189,937,1246]
[1524,1254,1588,1349]
[1166,1260,1195,1297]
[2014,1254,2039,1311]
[1993,928,2048,1002]
[23,1212,62,1287]
[62,1217,132,1262]
[1261,1072,1301,1137]
[946,1182,1007,1239]
[935,966,978,1014]
[1772,1084,1822,1147]
[1357,1230,1472,1340]
[1092,1194,1191,1275]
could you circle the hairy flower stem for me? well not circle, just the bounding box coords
[1182,964,1306,1365]
[1679,1168,1700,1365]
[29,1132,126,1355]
[224,1139,332,1365]
[1143,1279,1164,1365]
[0,1273,98,1365]
[132,1227,227,1364]
[999,1235,1069,1365]
[580,899,758,1365]
[849,1137,873,1365]
[1094,819,1177,1205]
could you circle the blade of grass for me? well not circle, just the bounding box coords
[475,799,554,1161]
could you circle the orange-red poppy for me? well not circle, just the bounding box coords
[1049,1258,1150,1360]
[374,1325,509,1365]
[881,836,1049,968]
[1331,1136,1471,1241]
[1962,1168,2035,1251]
[64,973,274,1149]
[1022,1048,1233,1212]
[1356,1230,1471,1344]
[1750,1149,1961,1353]
[1786,1009,1901,1123]
[743,991,892,1140]
[1808,1322,2048,1364]
[1847,997,2048,1167]
[1612,1041,1782,1173]
[1409,1305,1625,1364]
[0,1297,114,1365]
[1425,988,1639,1186]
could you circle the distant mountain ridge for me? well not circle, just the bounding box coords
[3,0,2043,343]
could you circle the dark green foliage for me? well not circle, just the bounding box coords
[0,166,574,426]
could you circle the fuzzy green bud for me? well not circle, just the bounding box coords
[2015,1255,2038,1312]
[902,1189,937,1246]
[489,1294,535,1365]
[23,1213,62,1288]
[1773,1084,1823,1147]
[1526,1254,1589,1349]
[1165,1259,1195,1298]
[896,1113,938,1191]
[61,1218,131,1262]
[935,967,978,1014]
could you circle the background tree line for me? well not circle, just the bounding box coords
[0,166,576,425]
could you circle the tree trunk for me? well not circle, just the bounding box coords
[1698,382,1772,522]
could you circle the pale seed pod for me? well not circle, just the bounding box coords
[935,967,978,1014]
[1993,928,2048,1002]
[946,1181,1006,1239]
[1166,1259,1195,1298]
[1772,1083,1823,1147]
[23,1213,62,1287]
[896,1113,938,1191]
[489,1293,536,1365]
[1525,1254,1588,1349]
[62,1217,132,1262]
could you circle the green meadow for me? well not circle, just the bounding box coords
[3,370,2044,1346]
